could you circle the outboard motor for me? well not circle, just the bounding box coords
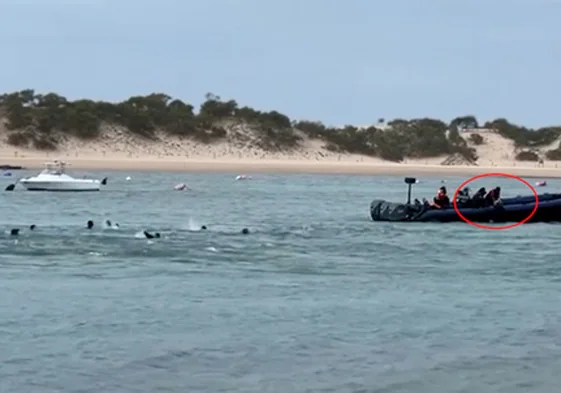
[370,200,419,221]
[370,176,425,221]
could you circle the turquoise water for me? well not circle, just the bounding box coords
[1,171,560,393]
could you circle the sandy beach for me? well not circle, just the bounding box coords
[1,126,560,177]
[0,156,560,178]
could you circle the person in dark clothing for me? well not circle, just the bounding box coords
[485,187,501,206]
[473,187,486,199]
[468,187,486,207]
[431,186,450,209]
[143,231,160,239]
[457,187,471,205]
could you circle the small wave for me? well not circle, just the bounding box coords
[180,218,204,232]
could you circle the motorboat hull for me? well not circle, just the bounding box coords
[19,180,101,192]
[370,193,561,224]
[10,160,106,192]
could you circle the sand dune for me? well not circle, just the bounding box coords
[0,124,560,177]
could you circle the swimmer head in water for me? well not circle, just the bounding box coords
[241,228,249,234]
[29,224,36,231]
[201,225,207,230]
[10,228,19,236]
[87,220,94,229]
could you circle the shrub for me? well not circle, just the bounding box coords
[469,133,484,145]
[515,150,540,161]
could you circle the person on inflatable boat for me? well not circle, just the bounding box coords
[456,187,471,204]
[468,187,487,207]
[485,187,502,206]
[431,186,450,209]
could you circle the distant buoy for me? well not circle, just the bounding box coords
[125,176,131,181]
[235,174,251,180]
[535,180,547,187]
[174,183,186,190]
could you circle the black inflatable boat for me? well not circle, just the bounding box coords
[370,177,561,223]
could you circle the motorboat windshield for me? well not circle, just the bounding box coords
[39,160,69,176]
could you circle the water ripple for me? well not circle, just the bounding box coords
[2,172,561,392]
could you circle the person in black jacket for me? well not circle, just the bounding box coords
[485,187,502,206]
[431,186,450,209]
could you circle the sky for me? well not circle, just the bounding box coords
[0,0,559,128]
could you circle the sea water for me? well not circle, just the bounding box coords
[1,171,560,393]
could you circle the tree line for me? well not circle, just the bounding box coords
[1,89,560,162]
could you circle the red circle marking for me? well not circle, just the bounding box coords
[452,172,539,230]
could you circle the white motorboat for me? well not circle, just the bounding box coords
[19,161,106,192]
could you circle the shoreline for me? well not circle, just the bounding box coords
[0,156,560,178]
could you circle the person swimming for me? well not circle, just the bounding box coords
[143,231,160,239]
[7,225,37,235]
[105,220,119,229]
[87,220,94,229]
[241,228,249,234]
[201,225,207,230]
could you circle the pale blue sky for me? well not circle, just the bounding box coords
[1,0,559,127]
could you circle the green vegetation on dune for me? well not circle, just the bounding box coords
[1,89,560,162]
[483,118,561,148]
[515,151,541,162]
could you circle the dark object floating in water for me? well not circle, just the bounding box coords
[144,231,160,239]
[10,228,19,236]
[370,177,561,223]
[0,165,23,170]
[101,177,108,185]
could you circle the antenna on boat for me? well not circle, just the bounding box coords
[404,177,417,204]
